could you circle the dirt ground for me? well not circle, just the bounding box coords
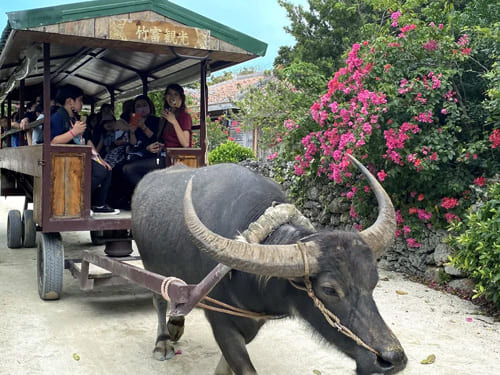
[0,196,499,375]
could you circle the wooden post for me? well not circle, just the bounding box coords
[141,74,148,96]
[253,127,258,156]
[41,42,52,229]
[0,101,3,149]
[200,61,208,166]
[109,87,115,110]
[7,98,11,147]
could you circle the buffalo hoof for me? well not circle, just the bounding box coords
[167,316,185,342]
[214,355,234,375]
[153,338,175,361]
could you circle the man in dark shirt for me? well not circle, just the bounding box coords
[50,84,119,214]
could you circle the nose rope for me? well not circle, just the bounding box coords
[295,241,380,356]
[160,238,379,354]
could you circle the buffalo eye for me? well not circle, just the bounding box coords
[321,286,339,297]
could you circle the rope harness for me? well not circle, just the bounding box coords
[161,261,379,355]
[291,242,380,356]
[160,203,380,355]
[160,277,276,320]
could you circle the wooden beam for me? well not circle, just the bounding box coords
[0,145,43,177]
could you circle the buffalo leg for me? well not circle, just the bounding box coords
[152,294,175,361]
[209,314,262,375]
[214,356,233,375]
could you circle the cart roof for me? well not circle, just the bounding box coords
[0,0,267,105]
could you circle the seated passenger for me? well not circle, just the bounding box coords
[103,118,130,168]
[85,113,99,143]
[11,107,36,146]
[0,116,8,147]
[106,99,136,210]
[50,84,119,215]
[94,117,116,158]
[31,99,60,145]
[127,94,158,158]
[122,83,192,187]
[9,112,21,147]
[31,104,44,145]
[98,103,115,124]
[19,102,38,146]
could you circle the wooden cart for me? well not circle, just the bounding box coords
[0,0,266,300]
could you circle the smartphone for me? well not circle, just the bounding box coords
[130,113,140,128]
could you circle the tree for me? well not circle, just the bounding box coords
[283,8,499,244]
[276,0,379,76]
[209,71,234,85]
[233,61,327,157]
[276,0,500,77]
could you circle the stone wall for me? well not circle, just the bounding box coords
[240,160,470,290]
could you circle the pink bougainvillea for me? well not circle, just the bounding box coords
[390,11,402,28]
[406,238,422,248]
[279,10,496,246]
[444,212,460,223]
[377,170,387,181]
[490,129,500,148]
[474,176,485,187]
[441,197,459,210]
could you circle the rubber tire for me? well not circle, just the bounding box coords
[7,210,23,249]
[23,209,37,248]
[37,232,64,300]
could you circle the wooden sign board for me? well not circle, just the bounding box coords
[109,19,210,49]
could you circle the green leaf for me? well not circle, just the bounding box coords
[420,354,436,365]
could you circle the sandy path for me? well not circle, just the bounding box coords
[0,196,498,375]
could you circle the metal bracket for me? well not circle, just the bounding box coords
[76,251,231,318]
[167,263,231,316]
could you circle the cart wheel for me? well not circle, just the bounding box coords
[90,230,106,245]
[23,209,37,248]
[37,233,64,300]
[7,210,23,248]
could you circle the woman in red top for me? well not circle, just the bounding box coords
[122,83,192,187]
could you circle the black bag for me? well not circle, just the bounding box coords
[126,141,145,162]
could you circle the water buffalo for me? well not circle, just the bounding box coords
[131,156,407,375]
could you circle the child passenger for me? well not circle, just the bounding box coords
[50,84,119,215]
[102,118,130,168]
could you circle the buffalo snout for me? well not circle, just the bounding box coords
[356,345,407,375]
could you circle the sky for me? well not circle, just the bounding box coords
[0,0,308,74]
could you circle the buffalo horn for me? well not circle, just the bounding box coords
[183,178,321,278]
[347,154,396,258]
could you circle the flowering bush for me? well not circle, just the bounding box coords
[183,106,231,151]
[447,182,500,309]
[285,12,499,243]
[208,141,255,165]
[206,116,232,151]
[234,62,326,157]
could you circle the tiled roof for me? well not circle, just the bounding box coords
[187,72,268,106]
